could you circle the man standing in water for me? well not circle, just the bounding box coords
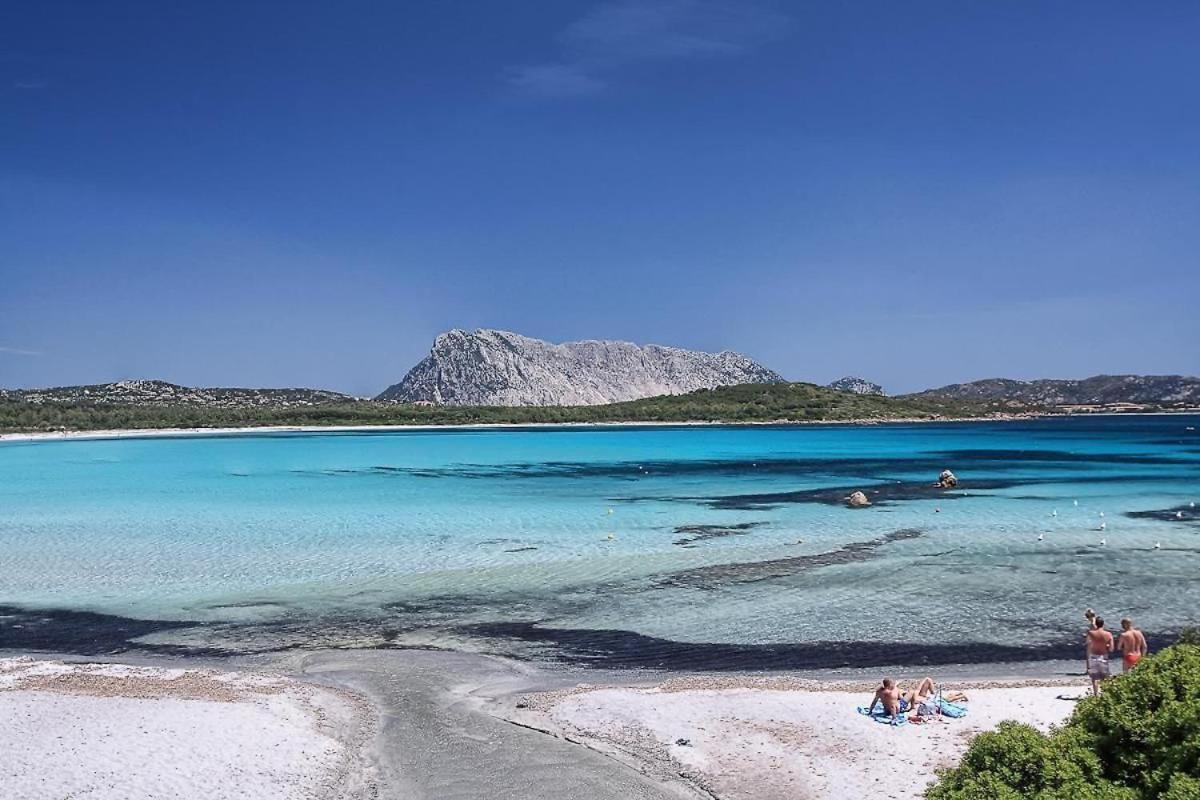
[1117,618,1148,672]
[1086,616,1115,695]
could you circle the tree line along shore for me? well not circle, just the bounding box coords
[0,382,1074,434]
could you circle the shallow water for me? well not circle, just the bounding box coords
[2,417,1198,667]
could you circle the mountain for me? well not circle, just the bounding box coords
[377,329,785,406]
[827,377,885,396]
[910,375,1200,407]
[7,380,356,408]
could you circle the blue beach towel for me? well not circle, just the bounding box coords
[857,705,909,725]
[936,698,968,718]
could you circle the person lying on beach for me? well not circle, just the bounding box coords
[903,676,938,713]
[867,678,903,723]
[1086,616,1115,696]
[1117,618,1148,672]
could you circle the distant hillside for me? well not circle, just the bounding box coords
[8,380,356,408]
[377,329,784,406]
[826,377,885,396]
[910,374,1200,408]
[0,381,995,433]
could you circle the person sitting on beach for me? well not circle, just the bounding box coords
[867,677,903,723]
[1086,616,1115,695]
[1117,618,1148,672]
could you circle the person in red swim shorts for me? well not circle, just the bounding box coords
[1117,617,1148,672]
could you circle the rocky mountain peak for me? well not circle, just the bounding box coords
[377,329,784,406]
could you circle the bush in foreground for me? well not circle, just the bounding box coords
[927,643,1200,800]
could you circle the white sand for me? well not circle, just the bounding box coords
[0,414,1056,443]
[0,658,372,800]
[525,680,1087,800]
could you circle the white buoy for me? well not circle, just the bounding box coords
[607,508,614,515]
[1074,500,1079,506]
[1099,511,1105,518]
[1052,510,1058,517]
[605,533,615,541]
[1191,501,1196,508]
[1099,522,1107,532]
[1155,542,1162,550]
[1178,511,1185,519]
[1038,533,1045,541]
[1100,538,1107,546]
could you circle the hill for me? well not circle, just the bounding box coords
[0,382,991,433]
[910,374,1200,408]
[6,380,355,408]
[377,329,783,406]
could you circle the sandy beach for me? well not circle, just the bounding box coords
[0,648,1093,800]
[0,412,1061,443]
[516,676,1088,800]
[0,657,375,800]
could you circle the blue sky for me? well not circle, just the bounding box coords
[2,1,1198,396]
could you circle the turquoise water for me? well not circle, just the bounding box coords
[1,417,1198,666]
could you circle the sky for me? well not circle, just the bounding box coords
[2,1,1198,396]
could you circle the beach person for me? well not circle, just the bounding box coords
[1086,616,1115,695]
[867,677,903,723]
[1082,609,1096,673]
[1117,618,1148,672]
[903,676,938,714]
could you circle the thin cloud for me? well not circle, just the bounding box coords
[13,79,48,90]
[505,64,606,98]
[506,0,790,99]
[0,346,42,356]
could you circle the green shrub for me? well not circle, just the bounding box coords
[927,644,1200,799]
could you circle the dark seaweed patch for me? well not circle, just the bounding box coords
[457,621,1180,671]
[618,472,1200,512]
[1125,504,1200,525]
[656,529,924,589]
[672,522,766,546]
[926,449,1191,465]
[0,605,222,657]
[697,480,1019,511]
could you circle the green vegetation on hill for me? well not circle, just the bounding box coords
[0,382,994,433]
[927,641,1200,800]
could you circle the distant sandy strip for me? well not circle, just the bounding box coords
[513,675,1088,800]
[0,657,376,800]
[0,414,1069,443]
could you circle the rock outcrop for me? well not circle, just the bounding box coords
[377,329,784,406]
[827,377,885,396]
[846,491,871,508]
[936,470,958,488]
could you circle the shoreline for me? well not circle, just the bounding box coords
[1,646,1096,800]
[4,409,1196,443]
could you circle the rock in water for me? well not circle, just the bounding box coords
[377,329,784,406]
[936,470,958,488]
[826,376,885,396]
[847,491,872,508]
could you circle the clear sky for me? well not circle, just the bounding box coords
[3,1,1198,396]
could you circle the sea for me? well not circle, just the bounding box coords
[2,416,1198,670]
